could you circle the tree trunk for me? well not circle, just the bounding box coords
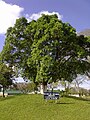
[40,82,47,94]
[2,86,5,97]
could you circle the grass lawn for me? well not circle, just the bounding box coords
[0,94,90,120]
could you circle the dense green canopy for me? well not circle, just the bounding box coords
[1,14,90,86]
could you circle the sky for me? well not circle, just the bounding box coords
[0,0,90,87]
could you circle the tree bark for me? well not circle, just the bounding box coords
[2,86,5,97]
[40,82,47,94]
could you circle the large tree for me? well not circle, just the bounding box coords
[1,14,90,93]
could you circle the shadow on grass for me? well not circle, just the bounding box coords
[0,95,15,101]
[56,102,75,104]
[66,95,90,101]
[45,100,75,104]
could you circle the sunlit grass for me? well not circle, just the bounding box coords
[0,95,90,120]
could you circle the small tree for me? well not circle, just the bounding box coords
[0,63,14,97]
[72,75,86,96]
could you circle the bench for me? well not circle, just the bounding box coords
[44,91,59,100]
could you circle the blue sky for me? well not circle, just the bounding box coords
[0,0,90,51]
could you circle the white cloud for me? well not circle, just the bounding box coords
[27,11,63,22]
[0,0,24,34]
[0,1,62,35]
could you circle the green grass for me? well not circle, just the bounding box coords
[0,95,90,120]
